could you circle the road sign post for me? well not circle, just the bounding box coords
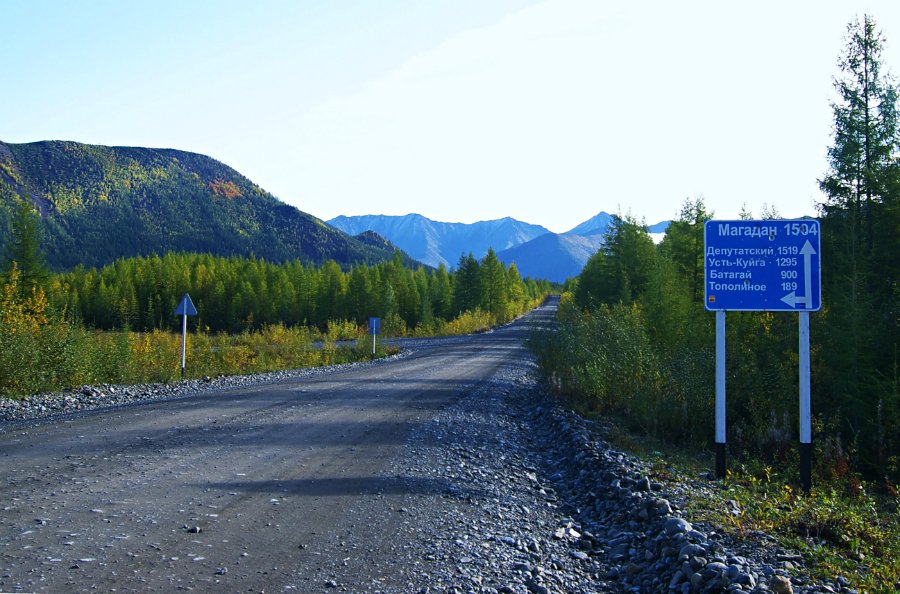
[799,311,812,492]
[173,293,198,380]
[715,310,726,479]
[705,220,821,491]
[368,317,381,356]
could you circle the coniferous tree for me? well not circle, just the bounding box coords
[819,14,900,475]
[2,197,50,297]
[657,198,712,303]
[505,263,526,319]
[453,253,481,315]
[429,264,453,320]
[576,215,656,307]
[603,215,656,303]
[480,248,507,318]
[574,250,610,309]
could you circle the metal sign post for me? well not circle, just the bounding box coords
[368,317,381,356]
[715,310,726,479]
[704,220,821,491]
[799,311,812,492]
[173,293,198,380]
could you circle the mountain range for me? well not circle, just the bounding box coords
[0,140,410,270]
[327,214,551,269]
[328,213,671,282]
[0,139,671,282]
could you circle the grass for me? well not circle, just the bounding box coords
[598,418,900,594]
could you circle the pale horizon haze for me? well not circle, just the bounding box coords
[3,1,900,233]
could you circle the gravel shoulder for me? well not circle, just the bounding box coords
[0,304,855,594]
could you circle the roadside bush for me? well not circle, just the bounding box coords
[0,265,92,396]
[326,319,361,342]
[381,313,407,337]
[444,308,492,335]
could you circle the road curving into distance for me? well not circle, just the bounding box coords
[0,297,851,593]
[0,300,563,593]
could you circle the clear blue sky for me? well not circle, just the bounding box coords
[3,0,900,233]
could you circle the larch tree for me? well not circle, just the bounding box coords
[2,197,50,298]
[658,198,712,303]
[819,14,900,476]
[479,248,508,319]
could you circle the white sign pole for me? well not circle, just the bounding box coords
[715,310,726,478]
[181,313,188,380]
[174,293,197,381]
[799,311,812,491]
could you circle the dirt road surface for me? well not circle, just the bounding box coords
[0,304,565,593]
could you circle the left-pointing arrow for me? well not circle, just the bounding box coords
[781,291,807,308]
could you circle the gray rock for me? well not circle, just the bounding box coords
[769,575,793,594]
[664,517,693,536]
[679,543,706,560]
[690,571,705,589]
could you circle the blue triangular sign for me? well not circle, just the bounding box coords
[173,293,198,316]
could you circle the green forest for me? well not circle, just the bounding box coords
[49,249,548,335]
[532,15,899,491]
[1,190,550,396]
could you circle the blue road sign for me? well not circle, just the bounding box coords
[368,317,381,336]
[173,293,198,316]
[704,220,821,311]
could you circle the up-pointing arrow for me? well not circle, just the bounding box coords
[800,240,816,309]
[781,240,817,309]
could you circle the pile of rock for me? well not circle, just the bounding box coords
[523,399,860,594]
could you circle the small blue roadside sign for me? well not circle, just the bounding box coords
[173,293,199,380]
[368,317,381,356]
[704,220,821,311]
[173,293,198,316]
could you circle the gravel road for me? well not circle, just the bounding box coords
[0,302,858,594]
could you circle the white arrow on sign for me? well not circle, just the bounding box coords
[780,291,807,308]
[781,240,816,309]
[800,240,815,308]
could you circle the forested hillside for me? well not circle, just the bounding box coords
[0,141,406,269]
[0,141,553,397]
[1,189,551,394]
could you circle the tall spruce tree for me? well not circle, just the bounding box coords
[452,253,481,315]
[2,197,50,297]
[658,198,712,303]
[479,248,507,318]
[819,14,899,476]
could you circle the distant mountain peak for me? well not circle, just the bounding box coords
[496,232,604,283]
[565,211,614,236]
[328,210,670,281]
[327,213,550,268]
[353,230,403,252]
